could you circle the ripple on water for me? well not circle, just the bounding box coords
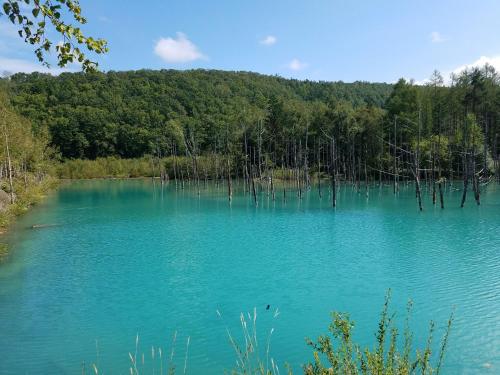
[0,180,499,375]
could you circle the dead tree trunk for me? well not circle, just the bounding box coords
[172,144,178,188]
[393,117,398,194]
[471,123,481,205]
[270,168,275,201]
[460,153,469,208]
[150,156,156,182]
[281,160,286,203]
[304,122,310,189]
[411,161,423,211]
[317,141,322,199]
[4,123,14,204]
[227,156,232,202]
[438,178,445,209]
[244,131,250,194]
[331,138,337,208]
[215,149,220,188]
[251,165,257,206]
[415,111,423,211]
[436,118,444,208]
[364,146,368,198]
[432,141,436,205]
[483,115,489,181]
[257,119,263,180]
[472,150,480,205]
[494,132,499,182]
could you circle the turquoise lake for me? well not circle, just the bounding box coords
[0,179,499,374]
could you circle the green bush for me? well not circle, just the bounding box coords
[304,291,453,375]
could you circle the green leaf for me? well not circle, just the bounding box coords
[3,3,12,14]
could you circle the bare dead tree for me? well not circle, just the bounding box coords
[3,121,14,204]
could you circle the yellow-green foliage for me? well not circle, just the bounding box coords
[0,89,56,237]
[304,291,453,375]
[0,175,58,232]
[55,157,153,179]
[56,155,317,182]
[417,135,451,171]
[56,155,232,180]
[455,113,484,150]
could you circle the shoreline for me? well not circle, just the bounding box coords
[0,177,59,256]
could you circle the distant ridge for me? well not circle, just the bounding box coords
[6,69,393,158]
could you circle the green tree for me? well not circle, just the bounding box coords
[1,0,107,72]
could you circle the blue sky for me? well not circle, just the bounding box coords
[1,0,500,83]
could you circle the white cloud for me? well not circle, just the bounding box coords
[412,78,430,86]
[288,58,308,71]
[450,55,500,76]
[430,31,446,43]
[154,32,205,63]
[0,57,75,76]
[409,55,500,86]
[260,35,277,46]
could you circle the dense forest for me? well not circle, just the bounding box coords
[7,69,392,158]
[3,66,500,208]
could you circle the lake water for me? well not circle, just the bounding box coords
[0,179,499,374]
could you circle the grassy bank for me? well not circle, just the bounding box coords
[0,175,58,260]
[55,155,232,180]
[55,156,321,181]
[55,157,155,179]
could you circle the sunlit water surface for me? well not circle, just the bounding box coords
[0,180,499,374]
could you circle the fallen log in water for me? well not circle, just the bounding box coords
[31,224,60,229]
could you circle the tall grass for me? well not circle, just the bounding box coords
[89,292,451,374]
[87,332,186,375]
[217,307,282,375]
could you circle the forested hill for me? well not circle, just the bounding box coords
[6,69,392,159]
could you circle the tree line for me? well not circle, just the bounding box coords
[4,67,500,208]
[6,69,391,159]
